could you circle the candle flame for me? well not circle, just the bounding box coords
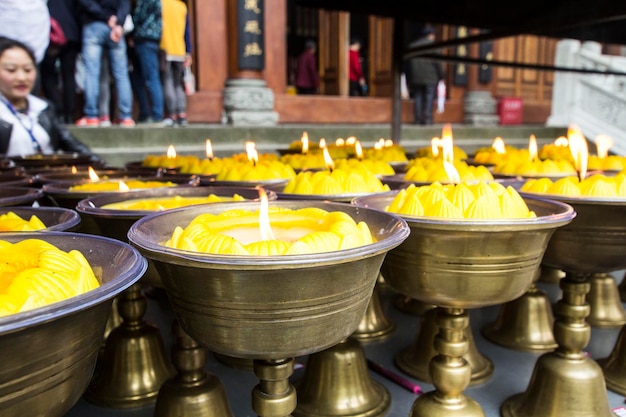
[323,147,335,171]
[355,141,363,160]
[301,132,309,154]
[528,135,538,162]
[319,138,327,149]
[245,141,258,165]
[167,145,176,159]
[443,161,461,184]
[336,138,345,147]
[441,127,454,164]
[385,139,394,147]
[374,139,384,151]
[554,136,569,147]
[492,137,506,154]
[346,136,357,146]
[205,139,213,159]
[594,134,613,158]
[118,180,130,191]
[88,167,100,181]
[568,126,588,180]
[431,137,440,158]
[71,166,78,174]
[258,188,275,241]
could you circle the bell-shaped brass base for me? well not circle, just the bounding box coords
[395,308,494,385]
[587,273,626,328]
[294,337,391,417]
[482,286,557,352]
[154,322,234,417]
[501,352,613,417]
[599,325,626,396]
[352,285,395,342]
[393,295,436,316]
[85,285,174,408]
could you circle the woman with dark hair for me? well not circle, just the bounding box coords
[0,36,94,157]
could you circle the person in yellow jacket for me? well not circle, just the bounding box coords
[160,0,192,126]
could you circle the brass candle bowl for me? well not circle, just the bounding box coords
[128,199,409,359]
[353,191,575,417]
[0,186,43,207]
[0,206,80,232]
[0,232,147,417]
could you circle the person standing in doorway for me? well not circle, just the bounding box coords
[405,25,444,125]
[349,36,366,96]
[295,40,319,95]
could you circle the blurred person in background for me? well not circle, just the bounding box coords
[349,36,366,96]
[0,37,93,157]
[295,39,319,95]
[40,0,82,124]
[160,0,192,127]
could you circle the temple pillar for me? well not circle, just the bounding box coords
[223,0,279,125]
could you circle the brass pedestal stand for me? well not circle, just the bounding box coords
[396,307,493,384]
[154,321,233,417]
[501,274,613,417]
[85,284,174,408]
[587,273,626,328]
[482,284,557,352]
[352,283,396,341]
[253,359,297,417]
[295,338,390,417]
[409,308,485,417]
[600,324,626,396]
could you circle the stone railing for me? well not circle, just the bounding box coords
[547,40,626,155]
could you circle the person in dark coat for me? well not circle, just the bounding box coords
[295,40,320,95]
[0,37,93,157]
[40,0,82,124]
[405,26,444,125]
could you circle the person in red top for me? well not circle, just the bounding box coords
[349,36,366,96]
[295,40,319,95]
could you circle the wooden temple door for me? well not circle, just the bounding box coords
[318,10,349,95]
[367,16,394,97]
[494,35,557,123]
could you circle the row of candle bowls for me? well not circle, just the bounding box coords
[1,125,626,417]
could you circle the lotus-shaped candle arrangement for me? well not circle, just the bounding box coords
[353,191,574,417]
[0,232,146,417]
[128,200,409,417]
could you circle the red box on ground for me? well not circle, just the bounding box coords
[497,97,523,125]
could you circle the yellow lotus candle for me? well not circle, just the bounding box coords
[0,239,100,316]
[387,181,536,219]
[283,149,390,195]
[404,158,493,182]
[522,174,626,198]
[142,145,200,170]
[165,191,374,256]
[69,179,177,192]
[101,193,246,211]
[364,138,408,162]
[0,212,46,232]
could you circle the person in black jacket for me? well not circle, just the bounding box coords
[0,37,94,157]
[405,26,444,125]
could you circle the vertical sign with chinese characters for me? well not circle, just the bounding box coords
[453,26,468,86]
[238,0,264,70]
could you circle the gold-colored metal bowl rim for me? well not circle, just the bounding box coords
[128,200,409,267]
[0,232,146,333]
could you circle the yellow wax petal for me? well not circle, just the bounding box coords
[501,186,531,218]
[298,231,342,252]
[465,196,502,219]
[580,177,618,197]
[387,188,409,213]
[521,178,553,193]
[398,195,425,216]
[404,165,429,182]
[423,197,464,219]
[447,183,475,214]
[547,177,582,197]
[196,234,249,255]
[343,172,369,193]
[313,176,343,195]
[245,240,290,256]
[469,182,500,207]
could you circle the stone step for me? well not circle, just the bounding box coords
[68,124,568,167]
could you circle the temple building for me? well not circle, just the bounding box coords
[183,0,582,125]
